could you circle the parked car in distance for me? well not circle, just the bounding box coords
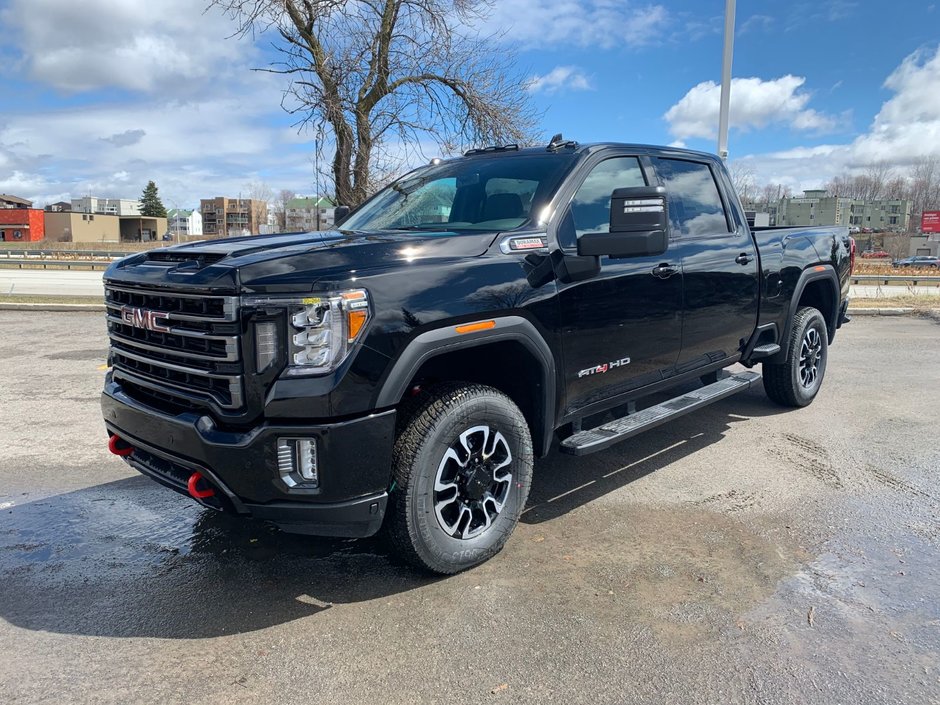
[892,255,940,268]
[849,226,861,234]
[860,249,890,258]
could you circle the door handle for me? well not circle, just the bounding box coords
[735,253,753,265]
[651,263,678,279]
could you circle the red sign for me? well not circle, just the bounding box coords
[923,211,940,233]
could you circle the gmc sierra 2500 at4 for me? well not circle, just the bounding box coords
[102,137,853,574]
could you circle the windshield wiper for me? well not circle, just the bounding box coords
[393,224,450,231]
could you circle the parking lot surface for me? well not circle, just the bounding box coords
[1,311,938,704]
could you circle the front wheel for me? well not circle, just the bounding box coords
[762,306,829,407]
[385,383,534,574]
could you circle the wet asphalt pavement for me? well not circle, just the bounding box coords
[1,310,938,704]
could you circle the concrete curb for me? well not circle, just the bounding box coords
[0,302,105,312]
[849,307,916,316]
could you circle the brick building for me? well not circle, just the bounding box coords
[200,197,267,237]
[0,208,45,241]
[0,194,45,241]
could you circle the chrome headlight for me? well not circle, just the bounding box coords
[244,290,371,376]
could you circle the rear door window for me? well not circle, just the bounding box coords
[655,159,731,237]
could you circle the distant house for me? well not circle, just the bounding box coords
[285,196,336,231]
[45,201,72,212]
[167,208,203,238]
[0,194,33,209]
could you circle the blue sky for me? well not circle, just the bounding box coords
[1,0,939,208]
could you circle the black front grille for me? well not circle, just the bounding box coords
[106,284,244,412]
[107,285,235,321]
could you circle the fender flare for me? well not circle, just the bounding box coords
[374,316,557,456]
[772,264,840,363]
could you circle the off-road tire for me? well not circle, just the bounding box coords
[386,383,533,574]
[762,306,828,407]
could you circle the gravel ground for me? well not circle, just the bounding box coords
[1,311,938,705]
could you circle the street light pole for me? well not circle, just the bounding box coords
[717,0,736,161]
[314,138,321,232]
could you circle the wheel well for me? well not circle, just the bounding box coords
[797,278,837,340]
[401,341,549,456]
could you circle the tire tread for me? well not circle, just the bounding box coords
[385,382,532,574]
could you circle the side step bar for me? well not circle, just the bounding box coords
[559,371,762,456]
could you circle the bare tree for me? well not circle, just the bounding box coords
[729,163,757,205]
[245,181,273,234]
[908,156,940,232]
[212,0,539,207]
[271,189,296,232]
[756,183,790,209]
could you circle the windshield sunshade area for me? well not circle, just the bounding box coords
[340,153,576,233]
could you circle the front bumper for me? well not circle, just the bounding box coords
[101,378,396,538]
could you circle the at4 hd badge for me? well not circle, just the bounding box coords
[578,356,631,378]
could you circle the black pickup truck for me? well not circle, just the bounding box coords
[101,139,853,573]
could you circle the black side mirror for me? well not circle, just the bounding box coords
[577,186,668,258]
[334,205,351,224]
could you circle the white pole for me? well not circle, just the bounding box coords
[717,0,736,161]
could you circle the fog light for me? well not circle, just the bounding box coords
[276,437,319,488]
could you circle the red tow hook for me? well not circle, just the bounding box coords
[108,435,134,457]
[187,472,216,500]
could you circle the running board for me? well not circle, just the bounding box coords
[559,371,762,456]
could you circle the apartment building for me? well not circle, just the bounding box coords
[71,196,142,217]
[776,190,912,231]
[200,197,267,237]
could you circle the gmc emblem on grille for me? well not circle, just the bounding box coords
[120,306,170,333]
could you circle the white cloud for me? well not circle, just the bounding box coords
[0,84,318,208]
[525,66,593,95]
[737,14,774,34]
[485,1,669,49]
[732,45,940,191]
[0,0,248,93]
[664,75,841,141]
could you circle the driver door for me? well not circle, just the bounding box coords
[552,155,683,416]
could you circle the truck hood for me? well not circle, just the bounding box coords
[104,229,499,293]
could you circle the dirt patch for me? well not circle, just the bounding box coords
[774,432,843,488]
[504,505,800,640]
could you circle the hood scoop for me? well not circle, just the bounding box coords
[144,250,228,270]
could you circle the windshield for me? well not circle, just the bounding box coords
[340,153,575,233]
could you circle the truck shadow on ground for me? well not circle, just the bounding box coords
[0,388,786,640]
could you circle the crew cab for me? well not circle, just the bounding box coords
[101,138,853,573]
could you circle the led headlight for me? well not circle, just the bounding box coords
[244,290,371,376]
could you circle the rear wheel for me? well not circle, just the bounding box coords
[386,383,533,574]
[762,306,829,407]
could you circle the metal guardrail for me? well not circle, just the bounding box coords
[851,274,940,286]
[0,259,110,271]
[0,249,125,260]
